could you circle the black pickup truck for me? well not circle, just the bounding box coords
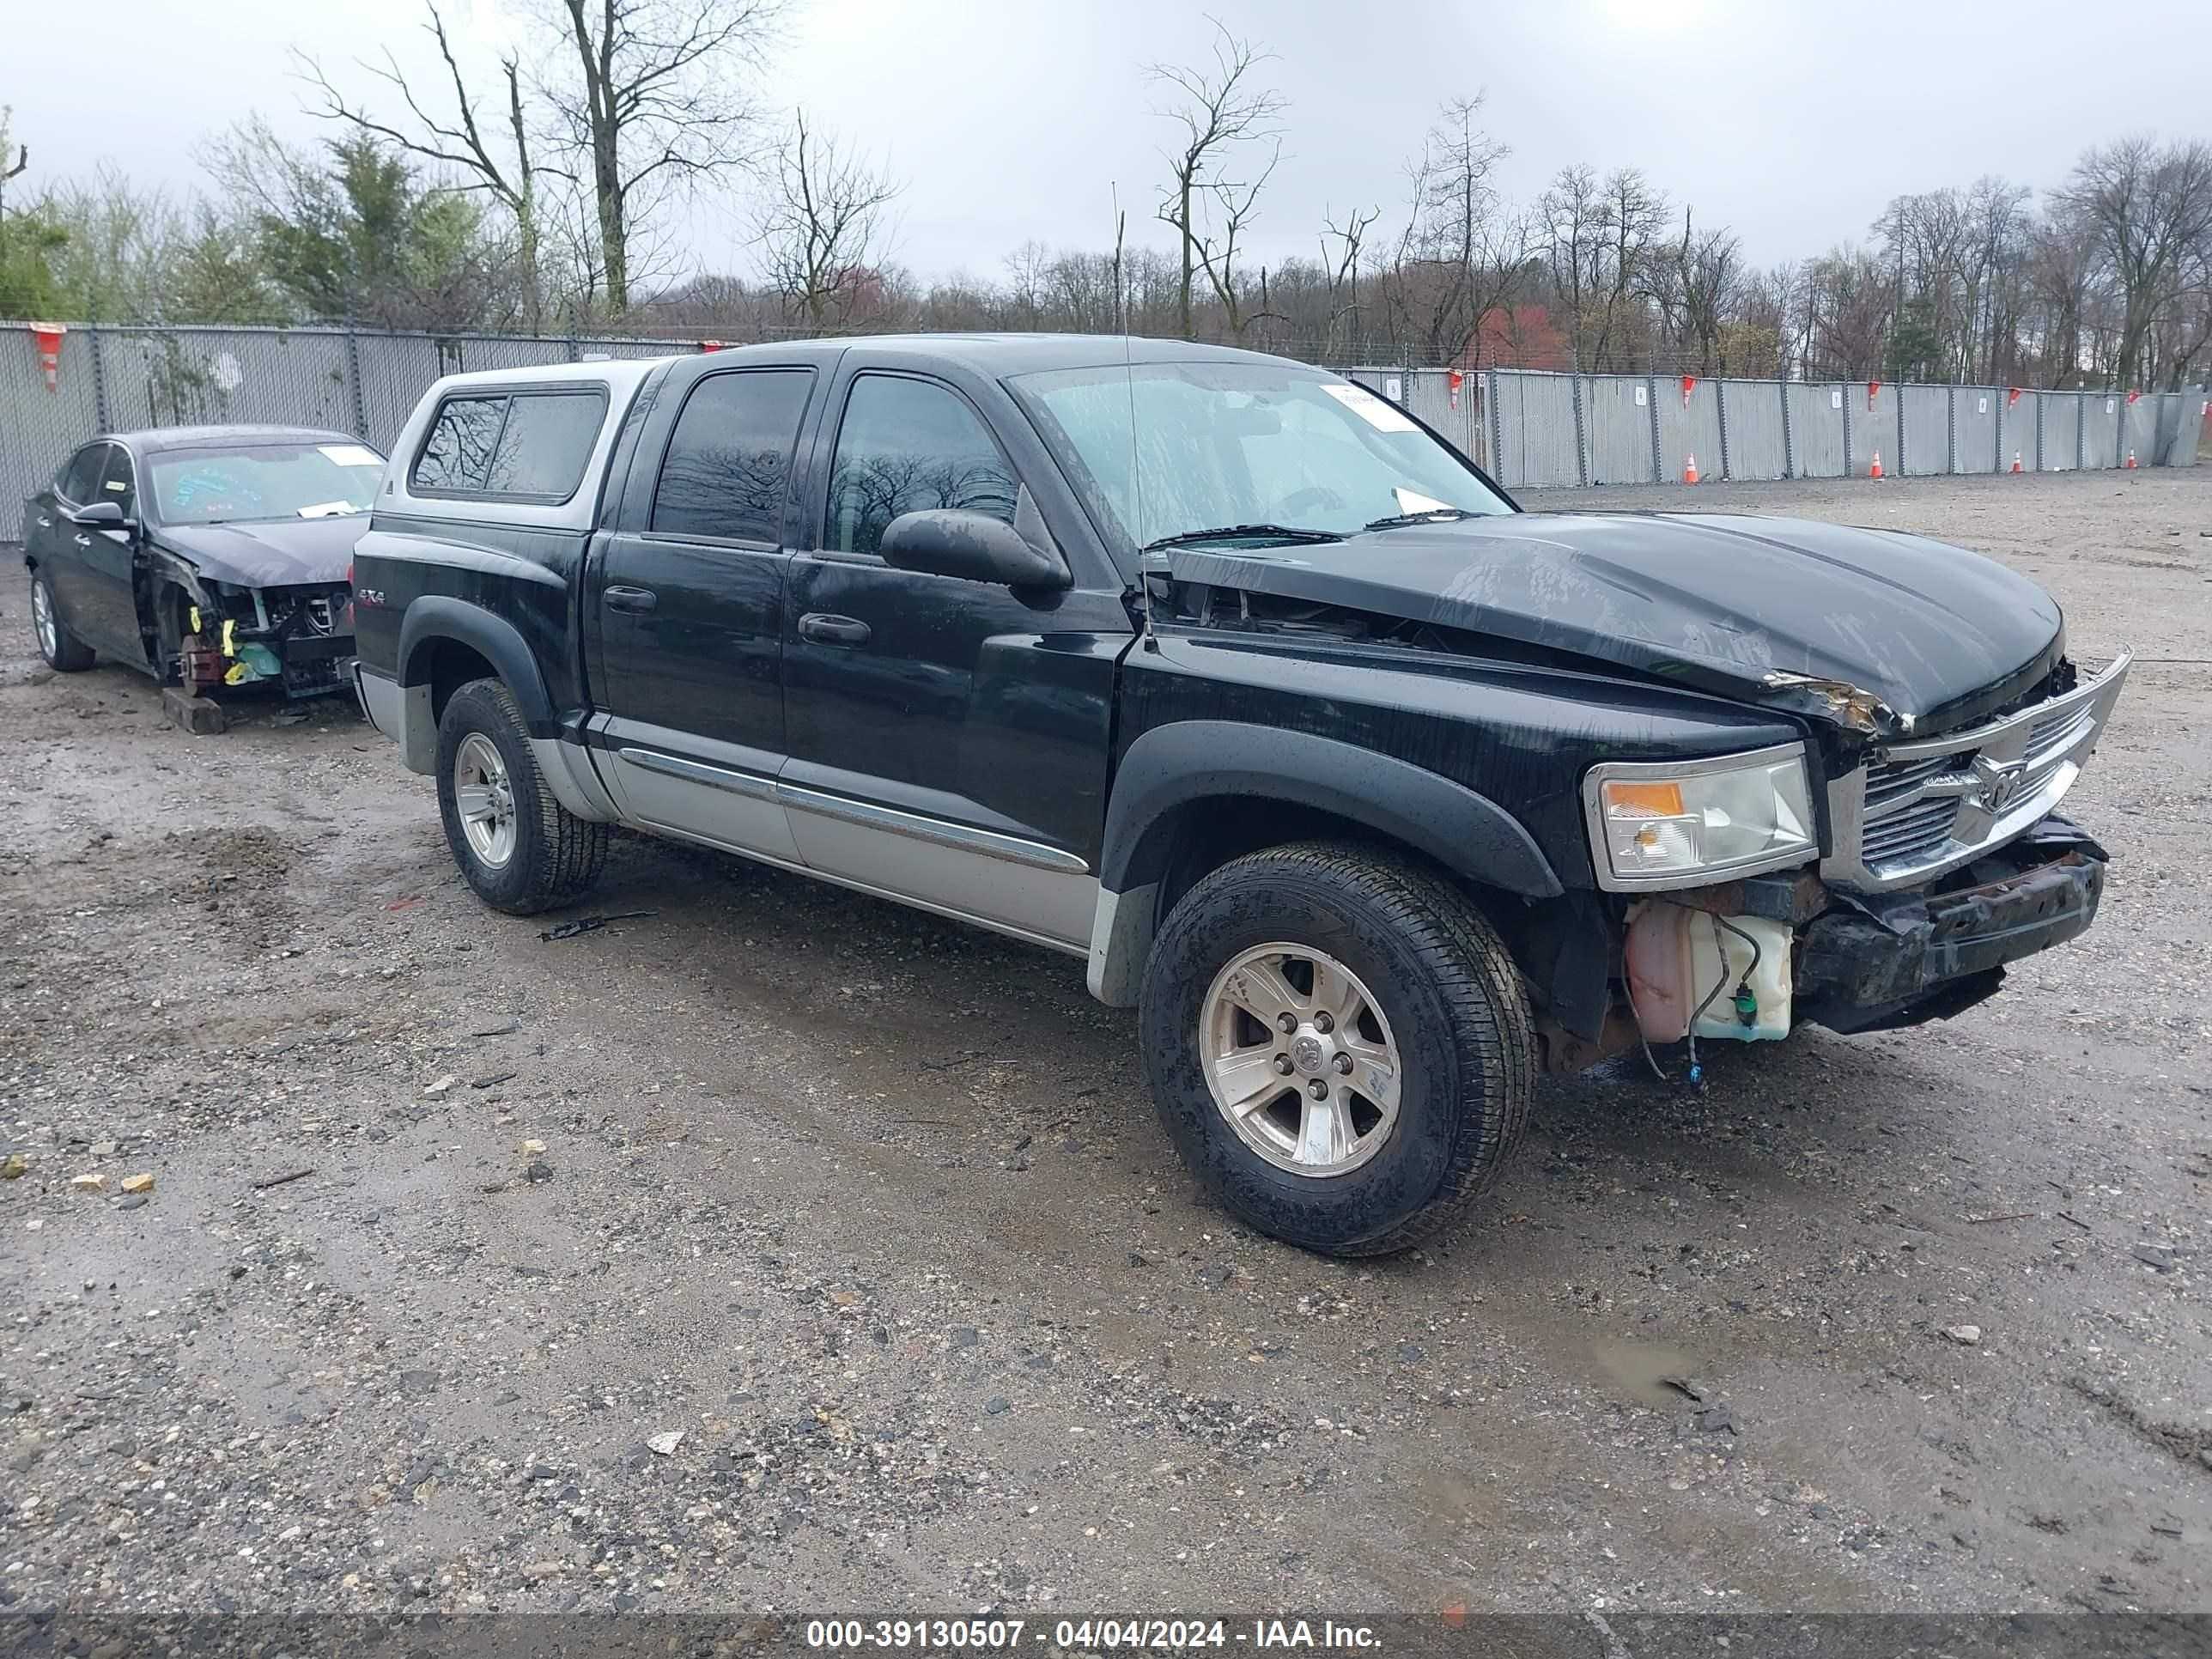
[349,336,2129,1255]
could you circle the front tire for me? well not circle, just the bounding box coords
[435,677,608,915]
[1140,842,1535,1256]
[30,571,96,672]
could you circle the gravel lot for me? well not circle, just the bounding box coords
[2,468,2209,1620]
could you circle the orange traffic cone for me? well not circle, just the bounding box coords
[2125,449,2138,469]
[2010,451,2023,474]
[1683,453,1700,485]
[1869,450,1885,480]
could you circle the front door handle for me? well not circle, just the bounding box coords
[604,585,658,613]
[72,533,92,548]
[798,613,871,647]
[36,515,52,529]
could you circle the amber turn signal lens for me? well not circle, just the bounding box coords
[1601,780,1686,817]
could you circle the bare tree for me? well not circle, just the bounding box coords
[1387,96,1528,369]
[534,0,789,313]
[2056,136,2212,388]
[295,3,549,326]
[1660,206,1742,374]
[752,112,902,331]
[1147,19,1286,338]
[1317,203,1380,358]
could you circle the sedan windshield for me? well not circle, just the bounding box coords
[149,442,386,526]
[1009,362,1510,556]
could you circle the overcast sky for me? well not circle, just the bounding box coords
[8,0,2208,286]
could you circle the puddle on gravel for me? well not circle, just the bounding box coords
[1586,1334,1700,1408]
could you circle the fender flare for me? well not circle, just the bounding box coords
[397,597,556,733]
[1099,720,1563,900]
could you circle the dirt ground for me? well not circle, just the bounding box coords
[2,468,2209,1621]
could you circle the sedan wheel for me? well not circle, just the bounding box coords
[31,578,58,659]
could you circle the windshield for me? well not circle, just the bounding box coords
[1009,362,1510,556]
[149,441,386,526]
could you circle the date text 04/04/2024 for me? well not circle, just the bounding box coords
[803,1620,1383,1650]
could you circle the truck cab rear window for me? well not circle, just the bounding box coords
[411,389,605,500]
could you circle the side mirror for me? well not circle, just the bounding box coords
[70,500,132,532]
[879,509,1070,590]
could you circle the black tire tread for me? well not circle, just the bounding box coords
[440,678,608,915]
[1146,839,1535,1256]
[33,572,97,672]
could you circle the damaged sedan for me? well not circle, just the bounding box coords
[23,425,381,700]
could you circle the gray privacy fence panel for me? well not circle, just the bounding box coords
[2,329,106,541]
[99,327,356,438]
[2041,392,2081,470]
[356,335,451,448]
[1490,371,1583,488]
[1584,374,1656,484]
[1785,383,1847,477]
[2120,394,2157,466]
[1655,377,1723,482]
[1997,390,2036,472]
[1401,368,1481,467]
[2154,392,2206,465]
[1954,386,2000,473]
[1720,380,1787,480]
[2081,392,2119,469]
[1845,383,1899,475]
[1899,384,1950,476]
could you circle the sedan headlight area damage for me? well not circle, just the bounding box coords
[172,576,355,700]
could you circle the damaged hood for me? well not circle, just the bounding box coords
[1170,512,2063,736]
[152,515,368,587]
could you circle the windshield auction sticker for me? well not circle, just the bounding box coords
[1322,382,1419,432]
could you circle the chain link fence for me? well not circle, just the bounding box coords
[5,322,2208,538]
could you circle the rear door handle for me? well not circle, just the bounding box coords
[799,613,871,647]
[604,585,658,613]
[36,515,52,529]
[72,533,92,548]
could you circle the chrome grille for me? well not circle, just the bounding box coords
[1825,654,2130,892]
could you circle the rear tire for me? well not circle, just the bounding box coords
[435,677,608,915]
[30,571,96,672]
[1139,841,1535,1257]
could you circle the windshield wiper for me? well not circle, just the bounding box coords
[1363,507,1482,532]
[1143,523,1346,553]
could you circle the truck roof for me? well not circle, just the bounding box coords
[422,333,1298,396]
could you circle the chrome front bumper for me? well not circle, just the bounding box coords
[1822,653,2131,892]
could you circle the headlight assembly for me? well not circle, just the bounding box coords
[1583,743,1817,890]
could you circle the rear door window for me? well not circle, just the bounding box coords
[651,369,816,544]
[411,388,606,501]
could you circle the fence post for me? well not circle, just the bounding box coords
[86,325,111,432]
[1778,381,1795,480]
[1645,373,1663,483]
[2076,391,2087,469]
[1486,369,1504,483]
[1842,386,1855,476]
[342,327,371,441]
[1894,386,1907,476]
[2033,392,2044,472]
[1945,386,1956,475]
[1714,379,1731,480]
[1569,373,1590,488]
